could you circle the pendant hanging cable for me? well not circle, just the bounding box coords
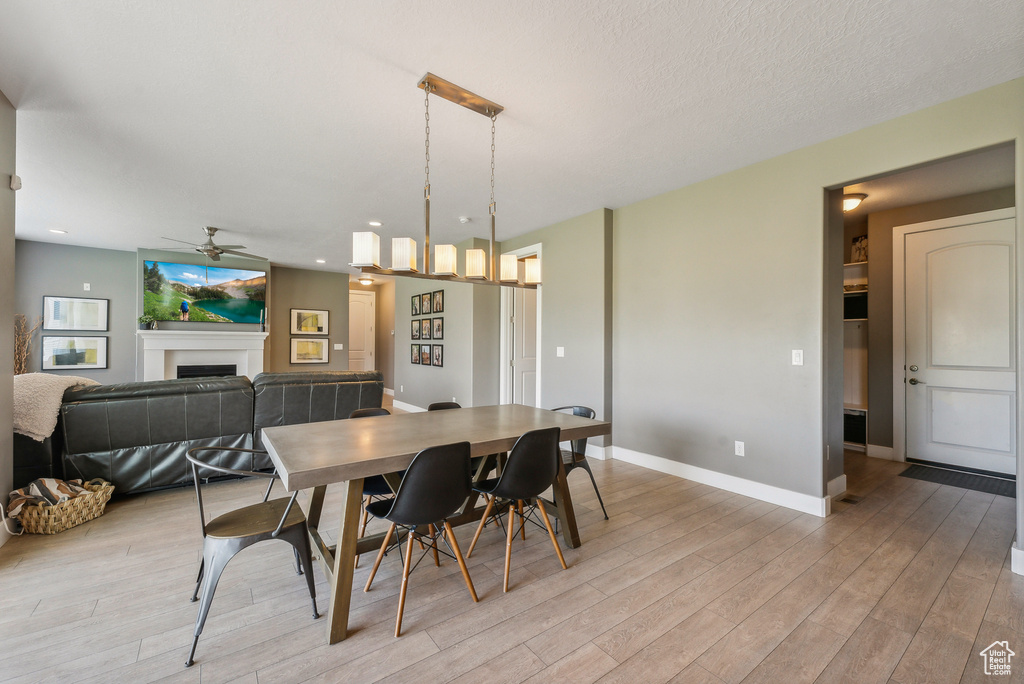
[423,83,432,275]
[489,110,497,281]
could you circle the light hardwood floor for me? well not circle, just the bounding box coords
[1,452,1020,683]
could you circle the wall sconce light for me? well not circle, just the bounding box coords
[843,193,867,212]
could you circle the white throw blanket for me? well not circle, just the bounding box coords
[13,373,99,441]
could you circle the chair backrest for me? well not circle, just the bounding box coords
[384,442,472,526]
[186,447,277,537]
[490,427,561,501]
[350,407,391,419]
[427,401,461,411]
[551,406,595,456]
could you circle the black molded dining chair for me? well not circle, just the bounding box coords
[427,401,461,411]
[465,427,568,592]
[363,441,479,636]
[184,447,318,667]
[551,406,608,520]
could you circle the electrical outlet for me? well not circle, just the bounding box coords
[83,283,91,291]
[792,349,803,366]
[735,441,745,457]
[452,396,456,402]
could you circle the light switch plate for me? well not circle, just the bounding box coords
[83,283,91,291]
[334,343,344,350]
[556,346,565,357]
[792,349,803,366]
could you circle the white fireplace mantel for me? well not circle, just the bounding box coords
[137,330,269,381]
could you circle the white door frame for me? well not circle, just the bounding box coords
[892,207,1016,462]
[499,243,543,406]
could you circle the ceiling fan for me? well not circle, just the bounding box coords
[160,226,268,261]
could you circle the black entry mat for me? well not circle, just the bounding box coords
[900,464,1015,498]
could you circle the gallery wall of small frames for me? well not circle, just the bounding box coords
[410,289,443,367]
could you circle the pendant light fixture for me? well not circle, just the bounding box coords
[351,73,538,289]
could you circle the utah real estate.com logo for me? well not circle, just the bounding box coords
[980,641,1014,676]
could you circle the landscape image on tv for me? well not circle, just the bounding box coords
[143,261,266,323]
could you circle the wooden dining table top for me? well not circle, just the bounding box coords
[262,403,611,491]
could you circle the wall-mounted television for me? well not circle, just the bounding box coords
[143,260,266,323]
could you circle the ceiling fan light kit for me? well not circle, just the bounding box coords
[352,72,538,289]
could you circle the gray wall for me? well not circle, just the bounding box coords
[268,266,349,371]
[394,278,476,408]
[16,241,137,383]
[0,89,15,547]
[503,209,613,444]
[350,277,396,389]
[866,186,1015,448]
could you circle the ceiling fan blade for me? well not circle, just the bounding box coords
[148,246,194,251]
[210,253,221,261]
[214,244,246,250]
[220,248,268,261]
[161,236,199,246]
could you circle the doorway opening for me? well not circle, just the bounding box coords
[499,243,542,406]
[824,143,1016,497]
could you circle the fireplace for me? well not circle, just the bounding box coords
[137,330,269,381]
[177,364,237,379]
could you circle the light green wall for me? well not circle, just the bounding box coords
[503,208,613,444]
[0,89,14,547]
[612,77,1024,499]
[866,186,1015,448]
[268,266,349,372]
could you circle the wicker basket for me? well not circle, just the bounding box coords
[18,480,115,535]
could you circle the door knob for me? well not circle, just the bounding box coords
[909,365,919,372]
[908,377,924,385]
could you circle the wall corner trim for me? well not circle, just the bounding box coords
[866,444,896,460]
[392,400,426,413]
[1013,545,1024,576]
[611,446,830,517]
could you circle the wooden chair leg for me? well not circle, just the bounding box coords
[428,524,440,566]
[503,503,515,592]
[364,523,395,592]
[395,525,415,637]
[444,521,478,602]
[466,495,494,558]
[536,499,568,570]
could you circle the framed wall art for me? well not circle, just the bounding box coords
[290,338,329,364]
[421,293,432,315]
[432,290,444,313]
[411,320,420,340]
[420,318,431,340]
[42,336,108,370]
[432,317,443,340]
[411,295,420,316]
[411,344,420,364]
[420,344,431,365]
[432,344,443,367]
[43,296,108,331]
[290,308,329,335]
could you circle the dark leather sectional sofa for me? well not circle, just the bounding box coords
[54,370,383,494]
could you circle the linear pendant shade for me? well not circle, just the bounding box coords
[351,232,380,268]
[391,237,418,271]
[499,254,519,282]
[434,244,458,276]
[524,257,541,285]
[465,249,487,279]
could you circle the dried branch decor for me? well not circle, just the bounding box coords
[14,314,42,375]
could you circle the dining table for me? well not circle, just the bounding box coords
[262,403,611,644]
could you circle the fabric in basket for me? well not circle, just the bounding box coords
[7,478,89,519]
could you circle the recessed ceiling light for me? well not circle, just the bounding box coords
[368,221,382,227]
[49,229,68,234]
[316,259,326,264]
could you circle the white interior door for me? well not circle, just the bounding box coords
[348,290,375,371]
[512,284,538,406]
[901,213,1016,474]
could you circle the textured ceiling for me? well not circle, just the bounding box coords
[0,1,1022,272]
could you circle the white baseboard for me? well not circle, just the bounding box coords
[866,444,896,460]
[392,399,425,413]
[585,444,609,461]
[611,446,830,518]
[1013,545,1024,576]
[384,388,394,396]
[827,474,847,499]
